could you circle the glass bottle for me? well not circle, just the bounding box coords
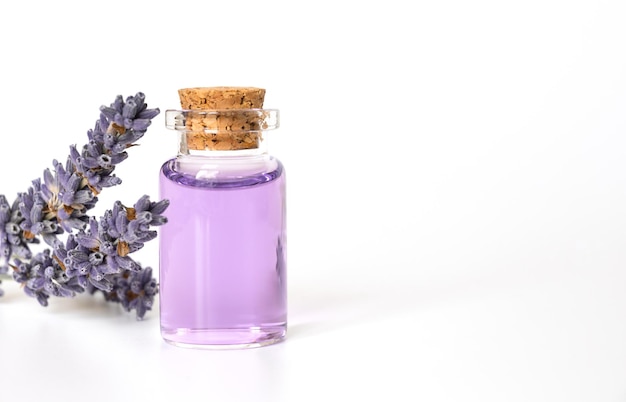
[159,92,286,349]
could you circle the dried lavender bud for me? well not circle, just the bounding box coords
[133,195,169,226]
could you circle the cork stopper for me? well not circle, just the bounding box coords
[178,87,266,151]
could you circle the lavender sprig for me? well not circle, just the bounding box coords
[0,194,38,296]
[0,194,38,270]
[87,266,159,319]
[0,93,166,319]
[51,195,167,319]
[11,249,81,307]
[16,92,159,248]
[57,196,168,292]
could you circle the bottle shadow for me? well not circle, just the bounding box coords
[286,271,515,341]
[286,285,418,341]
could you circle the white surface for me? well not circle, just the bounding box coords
[1,1,626,401]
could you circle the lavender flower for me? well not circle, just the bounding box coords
[11,249,81,306]
[0,194,38,269]
[19,180,65,247]
[0,195,15,272]
[89,267,158,320]
[69,92,159,195]
[0,92,165,320]
[45,160,97,232]
[53,195,167,318]
[100,92,160,132]
[15,92,160,246]
[0,193,41,297]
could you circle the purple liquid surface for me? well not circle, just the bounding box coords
[159,158,286,348]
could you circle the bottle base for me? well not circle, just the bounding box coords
[161,325,287,350]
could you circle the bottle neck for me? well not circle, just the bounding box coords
[175,135,275,179]
[177,132,269,158]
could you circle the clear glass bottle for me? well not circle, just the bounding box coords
[159,104,286,349]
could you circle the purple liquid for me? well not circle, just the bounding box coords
[159,158,286,348]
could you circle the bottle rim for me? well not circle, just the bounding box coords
[165,109,280,133]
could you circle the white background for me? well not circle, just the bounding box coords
[1,0,626,401]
